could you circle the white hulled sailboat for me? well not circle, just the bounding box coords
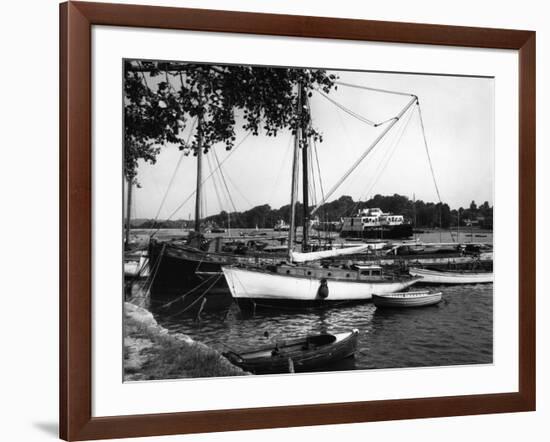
[222,82,421,310]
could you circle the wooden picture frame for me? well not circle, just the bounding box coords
[59,1,536,440]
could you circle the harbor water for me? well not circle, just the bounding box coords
[153,283,493,372]
[129,227,493,373]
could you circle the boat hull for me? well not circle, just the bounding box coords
[341,224,413,240]
[224,330,359,374]
[222,266,419,310]
[372,291,442,308]
[409,267,493,284]
[147,240,285,310]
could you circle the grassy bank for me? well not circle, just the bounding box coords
[124,302,248,381]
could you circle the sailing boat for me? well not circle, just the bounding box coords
[147,115,288,306]
[222,84,421,310]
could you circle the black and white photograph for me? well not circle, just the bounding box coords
[123,59,494,381]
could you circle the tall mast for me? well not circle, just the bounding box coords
[301,86,310,252]
[413,192,416,241]
[194,115,203,233]
[287,85,302,260]
[457,208,460,243]
[125,178,132,249]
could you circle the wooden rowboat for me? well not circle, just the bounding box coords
[409,267,493,284]
[223,329,359,374]
[372,291,442,308]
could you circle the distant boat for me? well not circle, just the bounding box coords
[340,208,413,240]
[223,329,359,374]
[373,290,442,308]
[273,220,290,232]
[409,267,493,284]
[210,227,226,233]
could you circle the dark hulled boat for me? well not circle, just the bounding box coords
[223,329,359,374]
[147,237,286,310]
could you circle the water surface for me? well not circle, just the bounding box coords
[153,283,493,372]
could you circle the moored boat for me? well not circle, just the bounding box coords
[372,290,442,308]
[222,263,420,310]
[124,251,150,279]
[340,208,413,240]
[409,267,493,284]
[223,329,359,374]
[273,220,290,231]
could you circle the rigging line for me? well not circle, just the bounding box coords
[305,98,324,210]
[212,149,239,214]
[157,274,217,310]
[360,104,417,203]
[308,146,317,207]
[331,99,359,156]
[417,103,443,204]
[151,117,198,223]
[363,105,413,194]
[341,105,413,218]
[224,171,255,209]
[163,274,223,320]
[212,147,254,210]
[160,132,251,224]
[315,90,378,126]
[206,153,225,214]
[268,134,293,203]
[202,178,208,224]
[335,81,415,98]
[312,138,325,204]
[311,95,418,216]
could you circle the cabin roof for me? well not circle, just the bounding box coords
[352,264,382,270]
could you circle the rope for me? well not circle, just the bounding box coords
[417,103,442,204]
[312,138,325,205]
[336,81,415,98]
[311,95,418,216]
[359,104,416,202]
[206,153,225,213]
[149,132,251,237]
[268,134,293,202]
[157,273,217,309]
[151,117,198,224]
[163,274,222,319]
[224,171,254,209]
[212,149,239,214]
[316,90,378,127]
[416,104,450,239]
[139,243,166,297]
[341,103,415,218]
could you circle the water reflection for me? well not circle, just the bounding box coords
[152,283,493,373]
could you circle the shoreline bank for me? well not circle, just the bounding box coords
[124,302,248,381]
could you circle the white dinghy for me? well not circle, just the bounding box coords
[409,267,493,284]
[372,290,442,308]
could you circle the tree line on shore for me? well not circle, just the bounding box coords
[133,194,493,230]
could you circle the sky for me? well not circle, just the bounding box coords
[129,66,494,221]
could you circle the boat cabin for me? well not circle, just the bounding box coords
[270,263,394,282]
[341,208,406,232]
[351,264,383,276]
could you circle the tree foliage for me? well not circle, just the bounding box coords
[135,194,493,230]
[124,60,338,182]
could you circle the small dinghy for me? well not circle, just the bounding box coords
[223,329,359,374]
[409,267,493,284]
[372,291,442,308]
